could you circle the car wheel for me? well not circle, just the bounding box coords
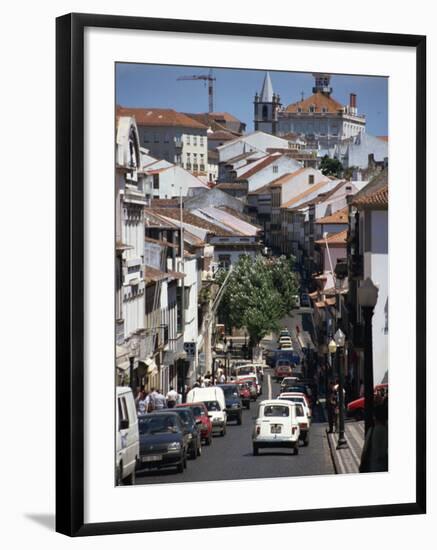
[205,435,212,446]
[197,441,202,456]
[116,463,123,486]
[303,433,309,447]
[293,445,299,455]
[124,468,135,485]
[253,446,259,456]
[221,426,226,436]
[176,461,184,473]
[183,452,188,469]
[190,445,197,460]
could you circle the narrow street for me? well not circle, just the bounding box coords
[134,370,334,485]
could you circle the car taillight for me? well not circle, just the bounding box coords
[256,426,260,435]
[299,423,308,429]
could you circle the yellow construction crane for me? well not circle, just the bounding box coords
[177,68,216,113]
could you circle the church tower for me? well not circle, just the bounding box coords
[254,72,281,135]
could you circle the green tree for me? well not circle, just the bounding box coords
[217,255,299,347]
[320,155,343,177]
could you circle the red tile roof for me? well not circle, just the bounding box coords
[237,154,281,180]
[270,168,307,187]
[208,130,236,141]
[352,184,388,208]
[377,136,389,142]
[116,107,207,129]
[316,207,349,224]
[315,229,348,246]
[280,179,330,208]
[150,207,233,237]
[285,92,343,114]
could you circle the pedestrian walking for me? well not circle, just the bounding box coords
[166,386,178,408]
[154,389,167,410]
[136,389,148,415]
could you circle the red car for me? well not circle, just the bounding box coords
[237,382,251,409]
[347,384,388,420]
[274,360,293,382]
[176,402,212,445]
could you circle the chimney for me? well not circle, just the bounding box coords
[349,93,357,114]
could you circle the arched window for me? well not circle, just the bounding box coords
[262,105,268,121]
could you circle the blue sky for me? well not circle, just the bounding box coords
[116,64,388,136]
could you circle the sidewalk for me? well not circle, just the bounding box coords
[326,419,365,474]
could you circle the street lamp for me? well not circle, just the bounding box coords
[357,277,379,434]
[334,328,347,449]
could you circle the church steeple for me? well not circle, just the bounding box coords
[254,72,281,135]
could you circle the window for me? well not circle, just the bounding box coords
[218,255,231,269]
[193,136,197,146]
[153,174,159,189]
[321,107,327,113]
[143,133,149,143]
[186,135,191,145]
[164,133,170,143]
[262,105,268,121]
[273,165,278,174]
[309,105,315,113]
[297,107,302,113]
[200,136,204,146]
[154,132,159,143]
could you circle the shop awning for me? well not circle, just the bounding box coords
[139,357,159,376]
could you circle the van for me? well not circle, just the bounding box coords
[186,386,227,436]
[116,387,139,485]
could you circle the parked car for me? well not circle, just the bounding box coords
[347,384,389,420]
[234,364,256,378]
[237,382,252,409]
[186,386,227,436]
[116,386,139,485]
[292,402,311,446]
[136,412,188,474]
[252,400,300,455]
[166,407,202,459]
[274,360,293,381]
[176,402,212,445]
[218,383,243,425]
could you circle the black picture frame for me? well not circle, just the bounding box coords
[56,12,426,537]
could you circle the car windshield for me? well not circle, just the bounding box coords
[138,415,180,435]
[263,405,290,417]
[174,410,193,426]
[204,400,221,411]
[190,405,205,417]
[236,367,254,376]
[284,386,307,394]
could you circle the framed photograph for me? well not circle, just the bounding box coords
[56,13,426,536]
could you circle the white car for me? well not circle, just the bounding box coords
[186,386,227,436]
[277,392,312,423]
[252,400,300,455]
[284,400,310,446]
[116,387,139,485]
[278,336,292,345]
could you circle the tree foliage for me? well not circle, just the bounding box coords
[217,255,299,345]
[320,155,343,177]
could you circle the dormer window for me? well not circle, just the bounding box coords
[309,105,315,113]
[308,174,315,185]
[321,107,327,113]
[297,107,302,113]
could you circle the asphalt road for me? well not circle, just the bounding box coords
[134,370,334,485]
